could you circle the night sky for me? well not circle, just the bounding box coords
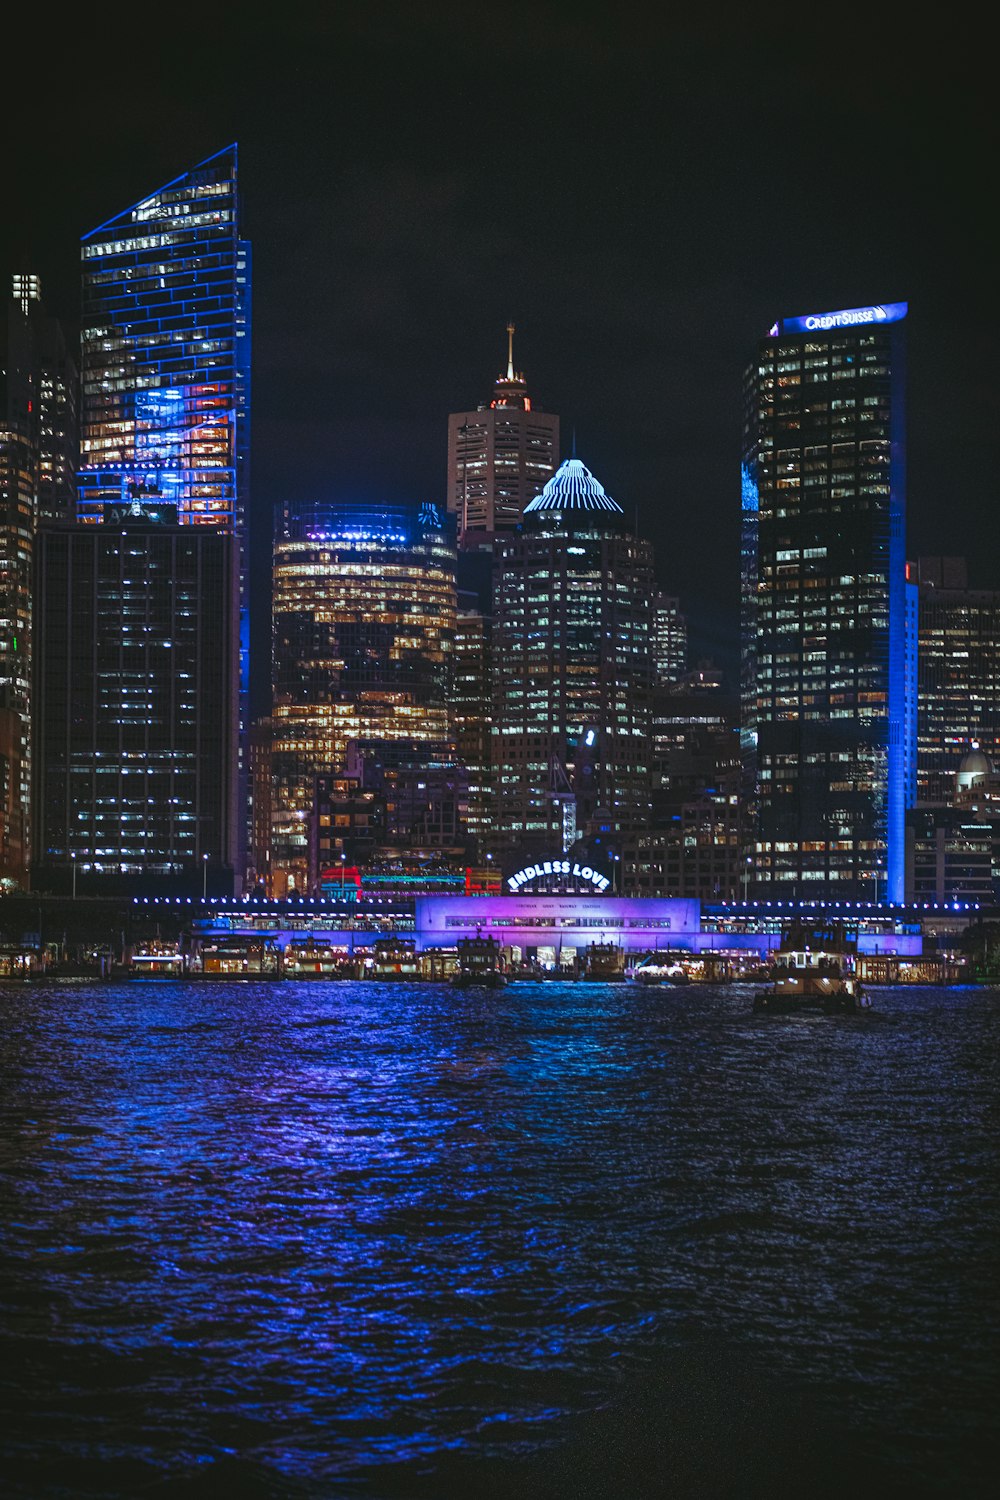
[5,7,995,705]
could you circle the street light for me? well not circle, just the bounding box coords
[202,853,209,900]
[71,852,77,901]
[743,855,752,902]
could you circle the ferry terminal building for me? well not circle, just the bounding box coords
[165,864,935,967]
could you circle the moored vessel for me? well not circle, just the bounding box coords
[451,934,506,988]
[754,920,869,1015]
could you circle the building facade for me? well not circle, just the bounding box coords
[492,456,654,865]
[0,425,33,887]
[5,274,78,523]
[77,145,251,871]
[632,665,747,900]
[652,593,687,684]
[741,301,907,901]
[910,557,1000,806]
[32,503,239,894]
[1,277,78,886]
[452,596,493,850]
[270,499,456,895]
[446,326,559,546]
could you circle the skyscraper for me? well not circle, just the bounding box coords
[32,501,239,894]
[910,557,1000,805]
[77,146,251,868]
[652,592,687,685]
[4,275,78,522]
[452,596,493,849]
[741,301,907,901]
[270,499,456,895]
[0,425,32,888]
[492,457,653,865]
[447,326,559,547]
[1,275,78,886]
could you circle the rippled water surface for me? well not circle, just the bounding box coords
[1,980,998,1498]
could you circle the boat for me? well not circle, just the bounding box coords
[129,941,186,979]
[581,941,626,981]
[754,919,870,1015]
[451,934,506,988]
[198,938,283,979]
[366,937,421,981]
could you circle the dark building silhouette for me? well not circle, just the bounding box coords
[631,665,748,899]
[32,502,239,894]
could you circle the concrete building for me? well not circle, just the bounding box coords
[447,326,559,547]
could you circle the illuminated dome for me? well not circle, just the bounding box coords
[956,743,992,795]
[524,457,623,515]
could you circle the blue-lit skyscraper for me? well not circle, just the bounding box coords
[741,302,907,902]
[77,145,251,872]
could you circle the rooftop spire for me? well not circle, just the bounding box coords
[506,322,515,381]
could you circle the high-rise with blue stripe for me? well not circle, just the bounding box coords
[741,303,907,903]
[77,145,251,880]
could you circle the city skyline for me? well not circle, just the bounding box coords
[3,10,994,704]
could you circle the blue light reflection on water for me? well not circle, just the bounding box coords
[1,981,998,1497]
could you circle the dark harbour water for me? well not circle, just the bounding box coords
[1,981,998,1500]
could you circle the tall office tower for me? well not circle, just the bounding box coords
[1,277,78,887]
[0,427,33,887]
[248,716,273,894]
[741,301,908,901]
[492,457,653,864]
[451,594,493,851]
[447,326,559,547]
[4,275,78,522]
[910,557,1000,805]
[77,146,251,868]
[652,593,687,684]
[271,499,456,895]
[32,500,239,894]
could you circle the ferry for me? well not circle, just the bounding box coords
[753,920,870,1015]
[451,934,506,988]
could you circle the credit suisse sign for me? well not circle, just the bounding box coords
[779,301,907,335]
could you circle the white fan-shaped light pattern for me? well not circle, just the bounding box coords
[523,457,624,514]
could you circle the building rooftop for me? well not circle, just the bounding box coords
[523,457,623,515]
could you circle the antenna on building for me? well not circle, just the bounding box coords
[506,322,515,381]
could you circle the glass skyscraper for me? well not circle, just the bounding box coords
[271,499,456,895]
[33,503,239,894]
[77,146,251,765]
[492,457,653,866]
[741,301,907,902]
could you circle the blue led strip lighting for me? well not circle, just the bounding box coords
[523,458,624,514]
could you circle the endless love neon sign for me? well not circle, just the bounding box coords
[506,859,611,893]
